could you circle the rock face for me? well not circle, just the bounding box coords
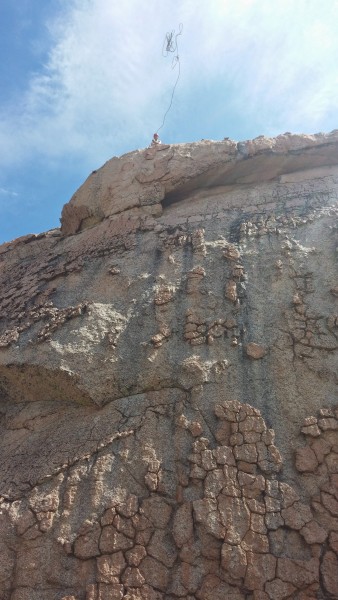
[1,131,338,599]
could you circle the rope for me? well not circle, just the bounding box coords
[156,23,183,135]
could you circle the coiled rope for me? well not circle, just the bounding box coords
[156,23,183,135]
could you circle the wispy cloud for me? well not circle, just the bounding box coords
[0,187,18,197]
[1,0,338,172]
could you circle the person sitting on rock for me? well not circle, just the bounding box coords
[151,132,161,145]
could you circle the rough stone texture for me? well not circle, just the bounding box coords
[1,131,338,599]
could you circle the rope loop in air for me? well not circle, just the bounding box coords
[156,23,183,135]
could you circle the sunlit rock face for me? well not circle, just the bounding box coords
[1,131,338,599]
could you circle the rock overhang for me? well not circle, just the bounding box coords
[60,131,338,235]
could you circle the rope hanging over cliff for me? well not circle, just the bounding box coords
[156,23,183,135]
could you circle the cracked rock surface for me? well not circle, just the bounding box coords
[1,132,338,599]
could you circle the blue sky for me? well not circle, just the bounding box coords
[1,0,338,243]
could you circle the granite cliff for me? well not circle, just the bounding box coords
[0,132,338,599]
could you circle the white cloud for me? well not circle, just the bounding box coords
[1,0,338,171]
[0,187,18,197]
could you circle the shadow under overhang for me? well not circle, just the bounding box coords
[163,143,338,209]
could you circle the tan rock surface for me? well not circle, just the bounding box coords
[1,132,338,598]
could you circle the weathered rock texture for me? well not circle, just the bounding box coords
[1,131,338,599]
